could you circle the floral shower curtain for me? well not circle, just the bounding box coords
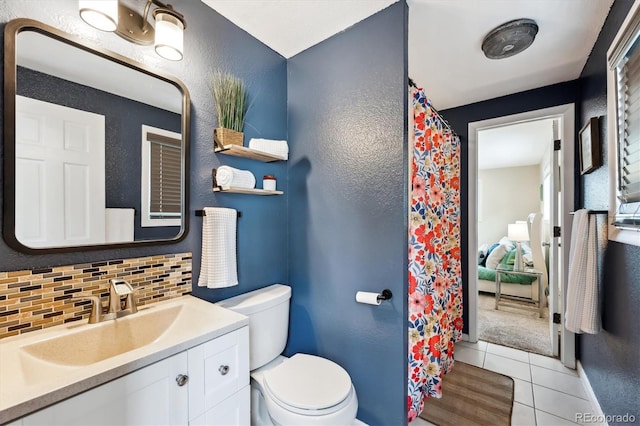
[407,87,463,421]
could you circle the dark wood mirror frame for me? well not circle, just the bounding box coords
[3,18,191,254]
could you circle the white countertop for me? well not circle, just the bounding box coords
[0,295,248,424]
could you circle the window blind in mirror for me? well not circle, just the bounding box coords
[148,132,182,219]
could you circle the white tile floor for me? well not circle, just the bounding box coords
[410,340,603,426]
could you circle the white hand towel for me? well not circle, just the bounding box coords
[248,138,289,159]
[198,207,238,288]
[216,166,256,190]
[105,208,134,243]
[565,209,600,334]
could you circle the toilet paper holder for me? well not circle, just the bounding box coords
[377,289,393,302]
[355,289,393,305]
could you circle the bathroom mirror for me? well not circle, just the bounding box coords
[3,18,190,253]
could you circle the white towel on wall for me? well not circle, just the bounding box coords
[198,207,238,288]
[105,208,134,243]
[248,138,289,159]
[216,166,256,190]
[565,209,600,334]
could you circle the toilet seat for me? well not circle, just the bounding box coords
[262,354,353,416]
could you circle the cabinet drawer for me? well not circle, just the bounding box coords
[188,326,249,421]
[190,385,249,426]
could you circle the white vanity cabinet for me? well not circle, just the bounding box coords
[188,326,250,425]
[21,352,189,425]
[14,327,249,426]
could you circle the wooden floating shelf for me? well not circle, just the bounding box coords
[214,144,286,162]
[213,187,283,196]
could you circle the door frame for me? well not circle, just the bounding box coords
[466,103,576,368]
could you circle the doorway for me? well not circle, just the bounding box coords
[476,118,554,356]
[466,104,576,369]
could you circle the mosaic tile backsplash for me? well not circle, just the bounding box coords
[0,253,192,340]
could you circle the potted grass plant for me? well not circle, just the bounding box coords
[211,71,248,147]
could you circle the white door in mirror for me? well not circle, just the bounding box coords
[15,95,106,248]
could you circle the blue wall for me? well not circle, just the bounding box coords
[1,2,411,423]
[0,0,288,301]
[286,3,408,425]
[576,0,640,418]
[441,81,580,334]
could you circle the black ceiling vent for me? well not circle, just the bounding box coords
[482,18,539,60]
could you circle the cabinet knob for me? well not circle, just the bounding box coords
[219,365,230,375]
[175,374,189,386]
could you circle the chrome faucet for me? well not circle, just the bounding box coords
[108,279,138,316]
[74,279,138,324]
[75,295,104,324]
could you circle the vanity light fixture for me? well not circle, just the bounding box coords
[79,0,118,32]
[78,0,187,61]
[152,7,185,61]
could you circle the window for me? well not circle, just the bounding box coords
[141,125,182,227]
[608,2,640,239]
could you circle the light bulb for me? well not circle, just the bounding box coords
[79,0,118,32]
[154,12,184,61]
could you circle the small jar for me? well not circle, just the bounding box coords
[263,175,276,191]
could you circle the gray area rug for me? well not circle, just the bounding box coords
[477,293,553,356]
[420,361,514,426]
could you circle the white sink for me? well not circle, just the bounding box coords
[21,304,182,366]
[0,295,248,424]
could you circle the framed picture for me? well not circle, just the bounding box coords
[579,117,600,175]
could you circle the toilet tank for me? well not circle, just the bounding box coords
[216,284,291,370]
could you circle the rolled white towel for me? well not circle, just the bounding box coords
[216,166,256,190]
[248,138,289,159]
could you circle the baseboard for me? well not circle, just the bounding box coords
[462,333,470,342]
[577,360,608,426]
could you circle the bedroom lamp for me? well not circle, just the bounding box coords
[507,222,529,271]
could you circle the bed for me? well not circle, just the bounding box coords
[477,212,548,303]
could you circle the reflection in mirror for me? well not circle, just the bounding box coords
[4,19,190,252]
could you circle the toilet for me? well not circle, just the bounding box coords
[216,284,358,426]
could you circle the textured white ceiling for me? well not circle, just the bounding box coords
[201,0,397,58]
[201,0,614,110]
[408,0,614,109]
[478,119,554,170]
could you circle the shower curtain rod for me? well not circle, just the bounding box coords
[408,78,457,136]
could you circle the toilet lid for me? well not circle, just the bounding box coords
[263,354,352,410]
